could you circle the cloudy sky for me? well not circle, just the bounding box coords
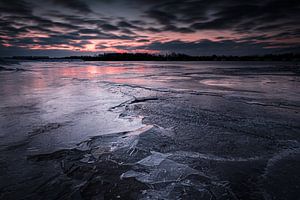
[0,0,299,56]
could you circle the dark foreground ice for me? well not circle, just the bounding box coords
[0,61,299,200]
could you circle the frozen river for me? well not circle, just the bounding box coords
[0,60,299,199]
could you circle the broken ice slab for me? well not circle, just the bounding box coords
[79,157,95,164]
[79,154,95,164]
[121,152,223,200]
[76,125,154,158]
[137,151,172,167]
[121,152,200,184]
[139,182,214,200]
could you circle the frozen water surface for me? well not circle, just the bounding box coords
[0,61,299,199]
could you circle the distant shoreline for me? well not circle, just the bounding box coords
[2,53,300,62]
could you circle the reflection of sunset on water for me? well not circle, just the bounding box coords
[60,64,148,80]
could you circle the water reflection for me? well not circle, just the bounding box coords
[2,61,299,105]
[60,65,147,79]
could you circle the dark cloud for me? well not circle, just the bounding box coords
[0,44,92,57]
[137,39,150,43]
[0,0,299,56]
[135,39,300,56]
[46,12,106,26]
[146,9,177,26]
[163,25,194,33]
[145,0,300,34]
[121,29,136,35]
[50,0,92,13]
[100,24,119,31]
[0,0,33,16]
[117,21,136,28]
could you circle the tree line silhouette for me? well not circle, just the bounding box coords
[7,53,300,61]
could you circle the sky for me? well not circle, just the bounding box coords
[0,0,299,56]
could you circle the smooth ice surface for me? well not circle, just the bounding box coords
[0,60,299,199]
